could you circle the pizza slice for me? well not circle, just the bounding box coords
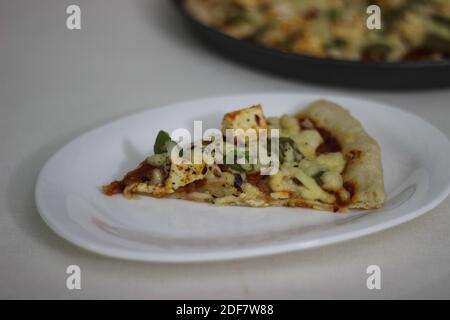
[102,100,385,212]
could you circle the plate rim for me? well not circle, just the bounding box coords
[35,92,450,262]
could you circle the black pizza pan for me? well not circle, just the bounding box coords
[171,0,450,90]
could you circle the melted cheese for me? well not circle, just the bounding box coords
[298,159,326,177]
[316,152,346,173]
[117,104,352,209]
[269,164,335,203]
[291,129,323,159]
[280,114,300,135]
[292,168,334,203]
[239,183,268,207]
[320,171,343,192]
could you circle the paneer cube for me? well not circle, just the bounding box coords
[222,104,268,132]
[165,160,206,191]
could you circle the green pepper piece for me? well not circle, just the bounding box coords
[279,137,303,163]
[326,38,347,49]
[223,148,255,172]
[153,130,172,154]
[227,164,248,172]
[327,9,340,23]
[312,169,326,187]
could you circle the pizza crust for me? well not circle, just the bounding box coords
[296,100,385,209]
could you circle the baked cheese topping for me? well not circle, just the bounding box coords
[103,103,353,211]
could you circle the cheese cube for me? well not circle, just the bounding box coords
[222,104,268,132]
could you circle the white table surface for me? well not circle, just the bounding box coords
[1,0,450,299]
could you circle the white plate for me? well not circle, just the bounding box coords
[35,94,450,262]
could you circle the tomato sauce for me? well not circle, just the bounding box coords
[298,117,341,155]
[246,173,272,195]
[315,127,341,155]
[102,161,157,196]
[177,178,208,193]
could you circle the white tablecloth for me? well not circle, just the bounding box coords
[1,0,449,299]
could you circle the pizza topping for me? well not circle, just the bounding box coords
[222,104,268,132]
[298,159,326,177]
[103,102,356,211]
[335,188,351,207]
[320,171,343,192]
[102,181,125,196]
[123,162,159,185]
[315,127,341,155]
[184,0,450,62]
[279,114,300,135]
[102,162,161,196]
[246,172,271,195]
[263,113,348,206]
[316,136,341,155]
[166,161,206,191]
[299,118,341,152]
[279,137,303,163]
[270,191,291,200]
[316,152,346,173]
[291,130,323,159]
[153,130,179,158]
[147,153,169,168]
[177,178,208,193]
[233,174,243,189]
[343,181,355,198]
